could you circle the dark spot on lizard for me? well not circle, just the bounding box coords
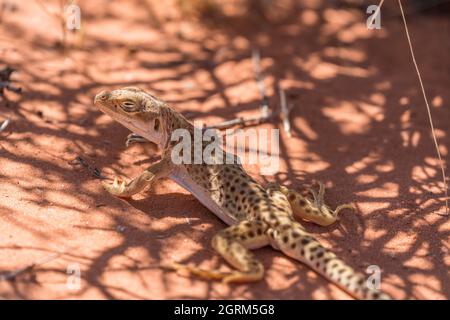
[292,231,300,238]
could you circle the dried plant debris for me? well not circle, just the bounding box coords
[0,118,10,133]
[205,49,275,131]
[204,111,278,131]
[69,155,104,179]
[0,248,69,282]
[252,49,269,118]
[0,66,21,98]
[278,84,292,137]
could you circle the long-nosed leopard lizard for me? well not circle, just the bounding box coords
[93,87,391,300]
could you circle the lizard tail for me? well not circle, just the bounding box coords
[272,224,391,300]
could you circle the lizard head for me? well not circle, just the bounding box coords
[94,87,168,147]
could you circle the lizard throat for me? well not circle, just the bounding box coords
[98,107,168,148]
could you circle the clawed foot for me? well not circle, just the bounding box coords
[310,181,325,207]
[310,181,354,219]
[102,177,131,198]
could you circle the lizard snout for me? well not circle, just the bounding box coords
[94,91,110,104]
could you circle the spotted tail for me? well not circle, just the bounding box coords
[271,223,391,300]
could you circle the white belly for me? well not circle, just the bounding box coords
[169,171,238,226]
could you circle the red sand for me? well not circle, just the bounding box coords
[0,1,449,299]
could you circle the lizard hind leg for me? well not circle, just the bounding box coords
[270,182,354,227]
[164,220,270,283]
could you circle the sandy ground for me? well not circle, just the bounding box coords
[0,0,449,299]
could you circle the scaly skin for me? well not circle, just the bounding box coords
[94,87,391,300]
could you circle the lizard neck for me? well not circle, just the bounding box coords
[160,105,195,151]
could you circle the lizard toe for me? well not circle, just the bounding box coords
[102,178,130,198]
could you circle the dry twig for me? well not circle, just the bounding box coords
[34,0,69,48]
[69,156,104,179]
[397,0,449,215]
[278,84,292,137]
[0,249,70,281]
[0,118,10,133]
[206,49,276,131]
[252,49,269,118]
[204,112,278,131]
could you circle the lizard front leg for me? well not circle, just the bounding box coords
[165,219,270,283]
[267,182,354,227]
[102,158,173,198]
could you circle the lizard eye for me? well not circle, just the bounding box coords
[121,101,137,112]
